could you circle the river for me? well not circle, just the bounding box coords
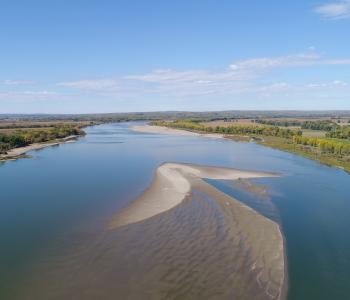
[1,122,349,299]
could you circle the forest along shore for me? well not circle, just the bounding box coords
[0,135,79,161]
[0,121,94,161]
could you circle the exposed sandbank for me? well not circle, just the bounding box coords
[109,163,278,228]
[0,135,79,161]
[109,163,284,299]
[132,124,225,139]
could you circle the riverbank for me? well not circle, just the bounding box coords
[134,124,350,173]
[0,135,79,161]
[255,136,350,173]
[109,162,285,299]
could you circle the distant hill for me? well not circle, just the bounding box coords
[1,110,350,122]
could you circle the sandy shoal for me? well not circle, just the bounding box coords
[109,163,277,228]
[131,124,225,139]
[109,162,285,299]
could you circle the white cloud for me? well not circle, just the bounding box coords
[333,80,348,86]
[259,82,291,92]
[119,52,350,97]
[229,53,350,70]
[229,53,320,70]
[2,79,35,85]
[124,68,254,97]
[306,80,348,88]
[57,79,119,90]
[0,90,58,101]
[322,59,350,65]
[9,50,347,103]
[314,1,350,19]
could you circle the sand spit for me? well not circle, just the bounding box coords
[132,124,225,139]
[109,163,285,299]
[0,135,79,161]
[109,163,278,229]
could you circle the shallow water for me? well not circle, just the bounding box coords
[1,122,350,299]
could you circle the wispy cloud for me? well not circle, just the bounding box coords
[60,52,328,97]
[119,51,350,97]
[230,53,350,70]
[57,79,119,90]
[3,51,349,107]
[124,68,254,96]
[229,53,321,70]
[2,79,35,85]
[314,1,350,19]
[322,59,350,65]
[306,80,348,88]
[0,90,58,101]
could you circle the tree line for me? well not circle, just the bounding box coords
[326,126,350,139]
[292,135,350,155]
[152,120,302,138]
[153,120,350,157]
[0,125,84,154]
[301,120,339,131]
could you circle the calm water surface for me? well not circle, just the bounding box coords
[1,123,350,299]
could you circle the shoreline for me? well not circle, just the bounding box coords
[0,135,80,162]
[109,162,285,299]
[132,124,350,173]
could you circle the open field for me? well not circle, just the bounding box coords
[301,130,326,138]
[203,118,350,130]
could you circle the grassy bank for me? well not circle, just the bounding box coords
[258,136,350,172]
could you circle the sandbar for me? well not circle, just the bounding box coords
[109,162,285,299]
[131,124,225,139]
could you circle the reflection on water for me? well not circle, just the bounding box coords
[1,122,350,299]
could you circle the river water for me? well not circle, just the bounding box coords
[0,122,349,299]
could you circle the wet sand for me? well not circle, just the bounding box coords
[16,163,286,300]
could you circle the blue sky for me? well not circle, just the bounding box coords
[0,0,349,113]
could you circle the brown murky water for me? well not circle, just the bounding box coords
[16,180,284,300]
